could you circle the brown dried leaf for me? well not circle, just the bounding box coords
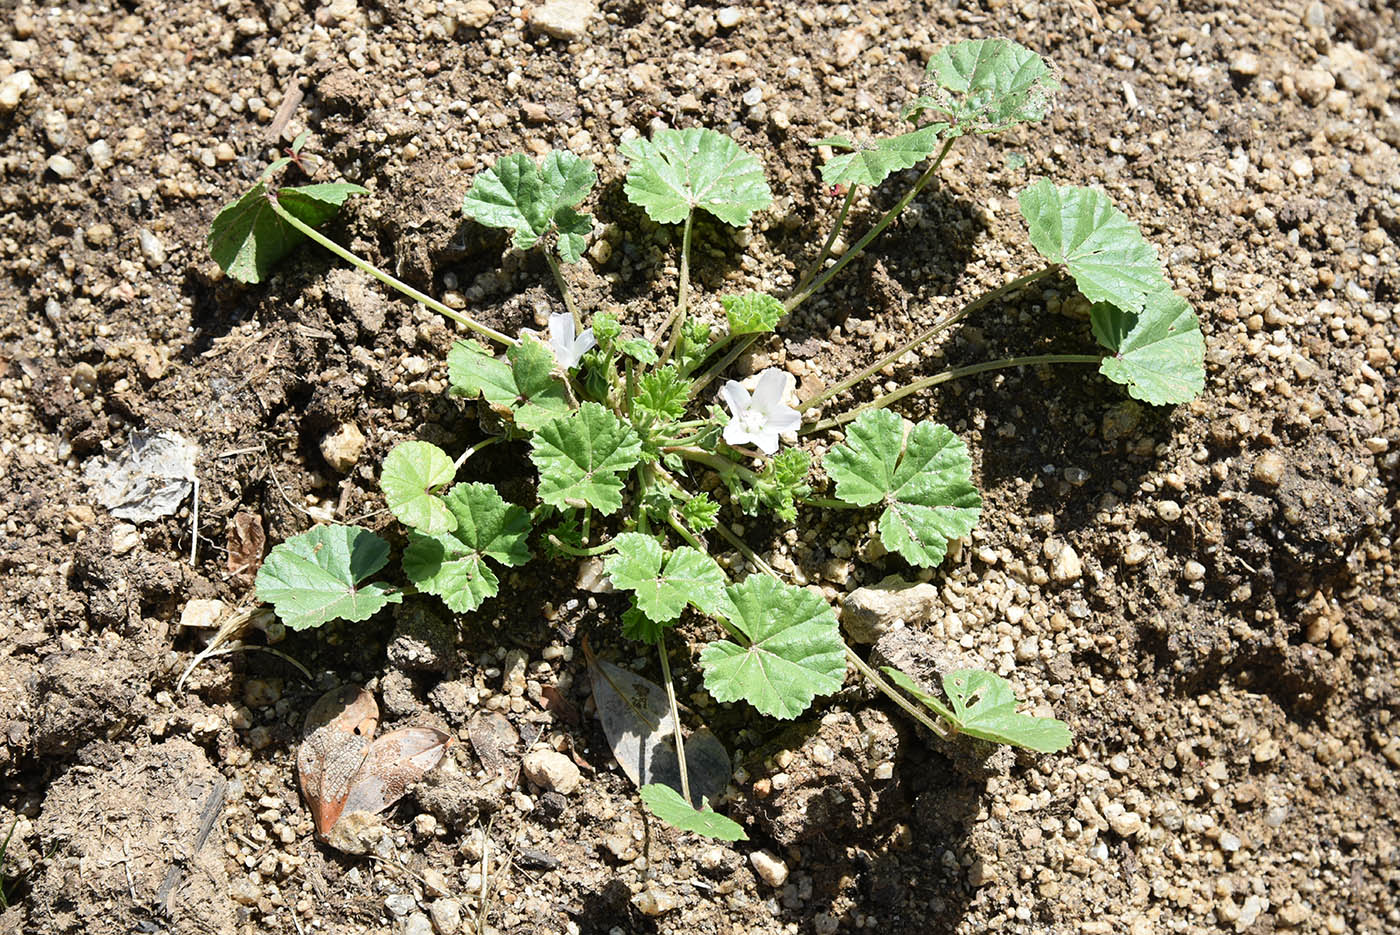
[227,511,266,586]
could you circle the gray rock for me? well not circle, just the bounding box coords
[840,575,940,643]
[430,898,463,934]
[137,228,167,266]
[45,154,78,179]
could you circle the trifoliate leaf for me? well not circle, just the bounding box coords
[721,292,784,335]
[447,337,570,430]
[621,128,773,227]
[819,125,945,188]
[905,38,1057,135]
[882,667,1071,752]
[699,575,845,719]
[604,533,728,623]
[640,784,747,842]
[381,441,457,535]
[208,180,367,283]
[402,482,531,613]
[462,151,596,261]
[823,410,981,567]
[1093,290,1205,405]
[1018,179,1168,315]
[617,337,659,366]
[255,525,401,629]
[679,493,720,532]
[634,365,690,424]
[530,402,642,514]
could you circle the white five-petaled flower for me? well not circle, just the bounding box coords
[547,312,596,370]
[719,368,801,455]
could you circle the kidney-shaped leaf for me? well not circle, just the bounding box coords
[621,128,772,227]
[381,441,457,535]
[462,151,596,261]
[208,181,367,283]
[906,38,1057,135]
[1092,290,1205,405]
[640,783,747,842]
[604,532,729,623]
[402,482,531,613]
[1018,179,1168,315]
[823,409,982,567]
[255,525,401,629]
[529,402,642,515]
[699,575,846,719]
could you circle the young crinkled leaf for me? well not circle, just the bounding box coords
[604,533,729,624]
[818,125,945,188]
[447,336,571,430]
[255,525,401,629]
[529,402,642,514]
[381,441,457,535]
[640,784,748,842]
[905,38,1057,135]
[462,151,596,262]
[721,292,784,335]
[617,337,660,366]
[208,181,368,283]
[823,410,982,567]
[621,128,773,226]
[881,667,1071,753]
[1017,179,1168,315]
[402,483,531,613]
[634,365,690,424]
[1092,290,1205,405]
[699,575,846,719]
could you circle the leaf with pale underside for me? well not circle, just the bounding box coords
[529,402,642,515]
[904,38,1057,135]
[882,667,1071,752]
[698,575,845,719]
[1018,179,1168,315]
[208,181,367,283]
[381,441,457,535]
[640,784,747,842]
[255,525,401,629]
[823,410,982,567]
[604,532,728,624]
[402,483,531,613]
[621,128,772,226]
[819,125,945,188]
[1092,290,1205,405]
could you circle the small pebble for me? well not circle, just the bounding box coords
[404,913,434,935]
[633,885,680,916]
[521,750,581,795]
[0,70,34,112]
[716,6,741,28]
[749,849,789,887]
[1182,560,1206,582]
[1155,500,1182,522]
[1253,452,1285,486]
[137,228,167,266]
[430,898,463,934]
[1228,52,1260,78]
[320,422,366,473]
[385,893,416,918]
[46,155,78,179]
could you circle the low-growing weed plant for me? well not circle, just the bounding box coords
[209,38,1205,839]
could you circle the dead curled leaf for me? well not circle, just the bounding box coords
[297,685,452,847]
[226,511,266,586]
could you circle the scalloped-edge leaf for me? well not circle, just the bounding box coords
[640,783,747,842]
[401,482,531,613]
[698,575,845,719]
[905,38,1057,135]
[1093,290,1205,405]
[604,532,728,623]
[445,337,570,430]
[882,666,1071,752]
[620,128,773,226]
[1018,179,1168,315]
[529,402,642,514]
[819,125,945,188]
[208,180,367,283]
[721,292,784,335]
[381,441,457,535]
[462,151,596,261]
[823,410,982,567]
[255,525,401,629]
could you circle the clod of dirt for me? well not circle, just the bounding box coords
[34,643,151,759]
[840,575,941,644]
[411,766,503,832]
[0,652,37,772]
[29,738,234,934]
[319,422,366,473]
[736,707,904,848]
[387,602,456,672]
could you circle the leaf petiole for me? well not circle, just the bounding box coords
[545,534,618,557]
[658,211,696,366]
[656,633,692,807]
[792,185,857,296]
[266,192,516,347]
[455,435,502,470]
[543,246,583,334]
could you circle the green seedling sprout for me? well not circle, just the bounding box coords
[211,37,1205,842]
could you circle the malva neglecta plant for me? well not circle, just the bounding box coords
[208,38,1204,841]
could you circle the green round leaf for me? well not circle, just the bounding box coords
[401,482,531,614]
[254,525,401,630]
[620,128,773,227]
[382,441,457,534]
[906,38,1058,135]
[529,402,642,515]
[604,532,728,624]
[1092,291,1205,405]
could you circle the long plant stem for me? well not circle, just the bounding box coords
[689,335,755,396]
[267,194,515,346]
[805,353,1102,433]
[792,186,857,296]
[783,136,956,315]
[657,635,692,807]
[659,212,696,366]
[799,264,1060,413]
[543,248,583,333]
[671,447,760,486]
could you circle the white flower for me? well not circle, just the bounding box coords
[719,368,801,455]
[547,312,596,369]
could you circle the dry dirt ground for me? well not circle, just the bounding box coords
[2,0,1399,933]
